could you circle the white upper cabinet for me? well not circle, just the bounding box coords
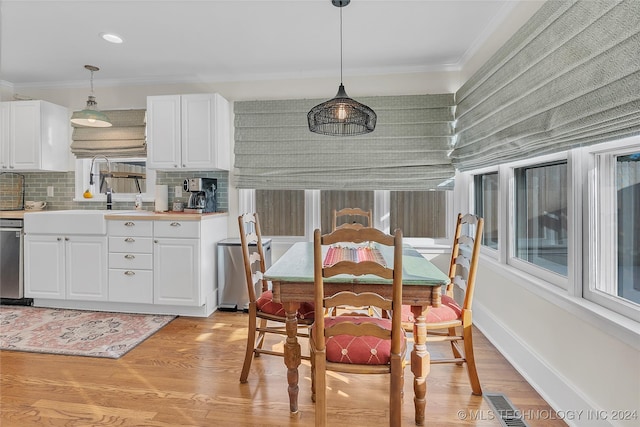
[146,93,230,170]
[0,100,69,171]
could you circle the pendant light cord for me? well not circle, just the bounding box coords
[340,5,343,85]
[90,69,95,96]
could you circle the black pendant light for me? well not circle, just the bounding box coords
[308,0,376,136]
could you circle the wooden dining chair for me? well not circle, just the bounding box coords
[238,213,315,383]
[332,207,373,230]
[330,208,376,316]
[401,213,484,396]
[311,227,406,427]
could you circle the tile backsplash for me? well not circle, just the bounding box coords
[18,170,228,212]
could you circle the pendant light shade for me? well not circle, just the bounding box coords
[70,65,112,128]
[308,84,376,136]
[308,0,376,136]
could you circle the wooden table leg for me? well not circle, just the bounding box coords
[410,305,430,426]
[283,301,302,413]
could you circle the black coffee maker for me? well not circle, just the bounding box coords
[183,178,217,213]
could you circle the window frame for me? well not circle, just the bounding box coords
[507,152,571,290]
[471,167,500,259]
[74,158,157,203]
[585,136,640,322]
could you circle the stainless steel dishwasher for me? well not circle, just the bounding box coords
[0,218,24,299]
[217,238,272,311]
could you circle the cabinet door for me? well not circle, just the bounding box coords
[24,234,65,299]
[9,101,40,170]
[0,102,9,170]
[181,94,217,169]
[66,236,108,301]
[154,238,200,306]
[147,95,181,169]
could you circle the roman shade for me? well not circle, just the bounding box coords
[234,94,455,191]
[451,0,640,171]
[70,109,146,158]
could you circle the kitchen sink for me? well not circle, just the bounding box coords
[24,210,135,235]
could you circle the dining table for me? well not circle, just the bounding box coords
[263,241,450,426]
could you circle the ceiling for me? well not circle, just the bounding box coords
[1,0,540,88]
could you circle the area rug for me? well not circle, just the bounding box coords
[0,306,175,359]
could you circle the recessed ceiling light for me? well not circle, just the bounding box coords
[100,32,123,44]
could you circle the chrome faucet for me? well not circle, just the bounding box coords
[89,155,113,210]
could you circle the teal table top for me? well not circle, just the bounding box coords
[264,242,449,287]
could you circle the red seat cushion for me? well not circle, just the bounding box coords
[256,290,315,320]
[401,295,462,324]
[321,316,405,365]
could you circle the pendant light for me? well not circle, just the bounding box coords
[70,65,112,128]
[308,0,376,136]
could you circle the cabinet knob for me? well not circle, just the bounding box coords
[124,237,135,243]
[170,222,181,227]
[174,164,178,168]
[124,222,135,227]
[57,237,62,241]
[124,271,135,276]
[9,165,14,169]
[124,254,135,259]
[65,237,69,241]
[154,239,158,243]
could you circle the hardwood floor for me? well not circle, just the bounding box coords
[0,311,566,427]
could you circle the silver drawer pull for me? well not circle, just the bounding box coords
[170,222,181,227]
[124,271,135,276]
[124,221,135,227]
[124,237,135,243]
[124,254,135,259]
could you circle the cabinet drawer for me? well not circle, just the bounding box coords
[108,220,153,237]
[154,220,200,238]
[108,269,153,304]
[109,252,153,270]
[109,236,153,253]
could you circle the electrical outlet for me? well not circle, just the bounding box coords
[175,185,182,198]
[47,186,54,197]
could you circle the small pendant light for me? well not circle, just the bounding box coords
[70,65,112,128]
[308,0,376,136]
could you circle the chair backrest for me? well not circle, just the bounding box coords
[313,227,403,355]
[238,212,268,304]
[332,208,373,231]
[446,213,484,310]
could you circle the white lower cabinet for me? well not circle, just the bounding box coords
[25,214,227,317]
[25,234,108,300]
[106,216,225,314]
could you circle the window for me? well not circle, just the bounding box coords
[390,191,447,238]
[590,139,640,319]
[75,158,156,203]
[474,173,499,249]
[255,189,305,236]
[514,161,568,276]
[616,153,640,305]
[242,189,452,241]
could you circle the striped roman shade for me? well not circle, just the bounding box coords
[70,109,146,158]
[234,94,455,190]
[451,0,640,171]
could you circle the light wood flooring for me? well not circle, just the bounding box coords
[0,310,567,427]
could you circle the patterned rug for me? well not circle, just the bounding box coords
[0,306,175,359]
